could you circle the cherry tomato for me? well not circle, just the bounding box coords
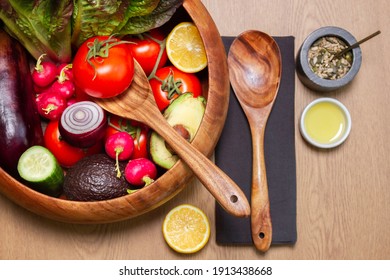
[44,121,103,168]
[126,29,168,76]
[72,36,134,98]
[149,66,202,111]
[105,115,149,159]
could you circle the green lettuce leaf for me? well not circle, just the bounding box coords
[71,0,160,48]
[0,0,73,63]
[71,0,183,48]
[0,0,183,62]
[116,0,183,35]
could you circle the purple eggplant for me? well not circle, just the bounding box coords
[0,29,44,177]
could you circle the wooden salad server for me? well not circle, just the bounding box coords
[228,30,282,252]
[94,61,250,218]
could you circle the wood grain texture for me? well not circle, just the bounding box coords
[1,0,390,259]
[228,31,282,252]
[0,0,239,223]
[95,61,250,218]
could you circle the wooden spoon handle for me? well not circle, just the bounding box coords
[250,126,272,252]
[152,114,250,218]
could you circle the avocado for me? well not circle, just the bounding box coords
[150,93,206,169]
[63,153,130,201]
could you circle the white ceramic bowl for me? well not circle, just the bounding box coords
[300,97,352,148]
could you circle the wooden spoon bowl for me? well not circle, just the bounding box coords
[228,30,282,252]
[0,0,236,223]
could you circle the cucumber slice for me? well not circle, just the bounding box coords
[17,145,64,197]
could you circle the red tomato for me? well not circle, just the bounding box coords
[149,66,202,111]
[74,86,91,102]
[105,115,149,159]
[44,121,103,168]
[126,29,168,76]
[72,36,134,98]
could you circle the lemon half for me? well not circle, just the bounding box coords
[166,22,208,73]
[162,204,210,254]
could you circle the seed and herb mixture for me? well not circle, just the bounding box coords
[308,36,353,80]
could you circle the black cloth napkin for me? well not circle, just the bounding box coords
[215,36,297,245]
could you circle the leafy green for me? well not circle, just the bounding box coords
[71,0,183,48]
[116,0,184,35]
[0,0,73,63]
[0,0,183,62]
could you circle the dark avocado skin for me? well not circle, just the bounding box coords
[63,154,130,201]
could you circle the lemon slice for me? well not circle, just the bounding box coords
[162,204,210,254]
[166,22,208,73]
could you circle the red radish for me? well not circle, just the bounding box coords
[124,158,157,187]
[33,84,51,94]
[51,64,75,99]
[32,54,57,88]
[105,115,150,160]
[66,98,77,107]
[59,101,107,148]
[51,79,75,99]
[105,132,134,178]
[35,90,67,121]
[57,63,73,80]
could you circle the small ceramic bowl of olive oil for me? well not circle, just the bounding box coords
[300,98,352,148]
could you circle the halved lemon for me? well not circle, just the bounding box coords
[162,204,210,254]
[166,22,208,73]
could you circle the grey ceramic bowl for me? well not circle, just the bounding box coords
[296,26,362,92]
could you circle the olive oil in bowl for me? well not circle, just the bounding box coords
[300,98,351,148]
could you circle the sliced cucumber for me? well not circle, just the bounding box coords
[17,145,64,197]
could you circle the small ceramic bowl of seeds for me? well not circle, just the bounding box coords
[296,26,362,92]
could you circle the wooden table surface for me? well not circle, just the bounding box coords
[1,0,389,260]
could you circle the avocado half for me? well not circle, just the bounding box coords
[63,153,130,201]
[150,93,206,169]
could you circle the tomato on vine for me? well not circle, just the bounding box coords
[105,115,149,160]
[149,66,202,112]
[126,29,168,76]
[72,36,134,98]
[44,121,103,168]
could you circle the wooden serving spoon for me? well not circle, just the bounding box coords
[228,30,282,252]
[93,61,250,218]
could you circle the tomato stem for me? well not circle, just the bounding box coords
[159,69,183,99]
[147,36,167,80]
[85,36,134,80]
[143,33,184,100]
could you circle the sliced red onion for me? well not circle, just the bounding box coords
[59,101,107,148]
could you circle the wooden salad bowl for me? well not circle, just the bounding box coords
[0,0,230,223]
